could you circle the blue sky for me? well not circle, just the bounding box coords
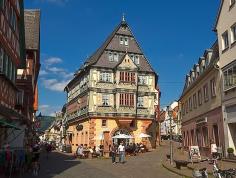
[25,0,220,116]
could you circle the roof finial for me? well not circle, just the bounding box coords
[122,13,125,22]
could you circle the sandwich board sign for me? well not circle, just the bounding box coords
[189,146,201,163]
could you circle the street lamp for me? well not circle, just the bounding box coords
[167,105,173,165]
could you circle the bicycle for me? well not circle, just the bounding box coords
[193,157,236,178]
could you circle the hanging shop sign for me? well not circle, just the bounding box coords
[76,124,83,131]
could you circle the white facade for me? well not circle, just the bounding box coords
[160,101,180,136]
[215,0,236,155]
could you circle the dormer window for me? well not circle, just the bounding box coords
[108,52,119,62]
[124,37,129,46]
[114,53,118,61]
[120,37,124,45]
[130,54,134,61]
[135,55,139,65]
[108,52,113,61]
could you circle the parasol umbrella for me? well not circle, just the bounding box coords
[112,134,134,139]
[139,133,151,138]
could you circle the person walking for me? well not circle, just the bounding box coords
[110,144,117,164]
[118,142,125,164]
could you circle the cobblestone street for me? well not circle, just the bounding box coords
[23,146,181,178]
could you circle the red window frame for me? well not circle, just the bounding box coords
[130,94,134,106]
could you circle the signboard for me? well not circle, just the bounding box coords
[76,124,83,131]
[189,146,201,163]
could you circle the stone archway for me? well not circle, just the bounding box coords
[110,127,134,146]
[110,126,134,138]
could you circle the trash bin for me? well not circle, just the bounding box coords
[66,145,72,153]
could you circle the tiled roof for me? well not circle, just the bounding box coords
[66,20,156,89]
[180,41,219,97]
[24,9,40,50]
[82,20,154,72]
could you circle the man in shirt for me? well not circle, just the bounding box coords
[118,142,125,163]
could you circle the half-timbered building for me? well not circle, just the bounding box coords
[64,17,159,153]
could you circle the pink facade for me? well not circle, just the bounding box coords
[182,107,224,156]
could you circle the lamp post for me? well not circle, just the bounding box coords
[167,106,173,165]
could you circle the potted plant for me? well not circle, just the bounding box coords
[227,147,234,159]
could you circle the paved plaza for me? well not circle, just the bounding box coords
[22,146,181,178]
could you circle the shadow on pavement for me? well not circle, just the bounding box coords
[22,151,81,178]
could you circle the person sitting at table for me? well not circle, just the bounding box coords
[89,147,93,154]
[76,145,84,158]
[95,146,102,157]
[140,143,145,153]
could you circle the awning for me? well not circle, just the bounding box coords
[0,119,21,130]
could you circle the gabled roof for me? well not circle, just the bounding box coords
[213,0,224,31]
[78,20,154,73]
[24,9,40,50]
[66,19,157,89]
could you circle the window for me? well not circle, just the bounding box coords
[114,53,118,61]
[198,89,202,106]
[185,101,188,113]
[203,84,209,102]
[5,55,8,77]
[223,63,236,90]
[9,60,12,80]
[193,93,197,109]
[0,0,5,9]
[210,78,216,97]
[130,120,135,127]
[102,119,107,127]
[137,97,144,107]
[108,52,113,61]
[120,72,135,83]
[222,31,229,50]
[124,37,128,46]
[120,37,124,45]
[182,103,185,116]
[189,97,192,111]
[231,24,236,43]
[120,93,134,106]
[202,127,208,147]
[130,54,134,61]
[102,95,109,106]
[135,55,139,65]
[0,48,3,73]
[100,72,112,82]
[108,52,119,62]
[138,75,147,85]
[230,0,235,6]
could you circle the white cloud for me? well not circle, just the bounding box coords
[39,70,48,76]
[44,57,62,66]
[39,105,50,110]
[41,78,70,92]
[38,104,61,116]
[47,67,66,73]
